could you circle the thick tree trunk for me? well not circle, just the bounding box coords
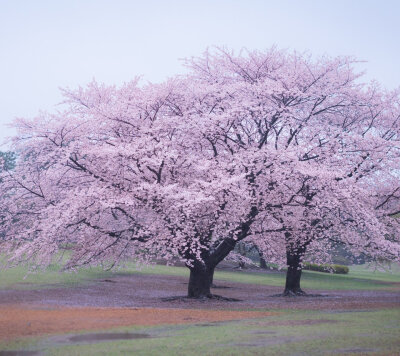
[183,204,258,300]
[259,256,267,269]
[210,268,215,288]
[187,264,214,298]
[283,248,306,296]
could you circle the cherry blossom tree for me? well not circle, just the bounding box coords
[1,48,399,300]
[180,48,400,296]
[269,90,400,296]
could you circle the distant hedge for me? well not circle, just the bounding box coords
[303,262,349,274]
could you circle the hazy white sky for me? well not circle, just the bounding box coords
[1,0,399,147]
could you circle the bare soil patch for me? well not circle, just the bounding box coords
[1,272,398,311]
[0,305,274,341]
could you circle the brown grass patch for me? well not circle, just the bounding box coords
[0,305,275,341]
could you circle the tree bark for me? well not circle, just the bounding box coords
[187,263,214,298]
[283,247,306,296]
[210,268,216,288]
[259,256,267,269]
[184,205,258,299]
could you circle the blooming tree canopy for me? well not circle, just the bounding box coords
[1,48,399,298]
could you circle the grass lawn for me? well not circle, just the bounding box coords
[0,262,399,355]
[0,263,115,290]
[135,263,400,291]
[1,308,399,355]
[0,261,399,291]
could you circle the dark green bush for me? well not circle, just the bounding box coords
[303,262,349,274]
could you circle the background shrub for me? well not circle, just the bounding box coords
[303,262,349,274]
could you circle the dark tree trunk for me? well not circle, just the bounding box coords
[253,244,267,269]
[210,268,216,288]
[187,263,214,298]
[259,256,267,269]
[183,205,258,300]
[283,247,307,296]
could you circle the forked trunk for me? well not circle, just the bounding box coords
[283,249,306,296]
[184,207,258,300]
[187,265,214,298]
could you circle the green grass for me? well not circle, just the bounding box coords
[1,309,399,355]
[347,264,400,282]
[135,263,400,291]
[0,263,115,290]
[1,261,399,291]
[0,261,399,355]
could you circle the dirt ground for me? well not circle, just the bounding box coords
[0,272,399,340]
[0,272,398,310]
[0,306,275,341]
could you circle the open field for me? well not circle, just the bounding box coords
[1,262,399,291]
[0,263,399,355]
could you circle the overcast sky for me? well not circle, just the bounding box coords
[1,0,399,148]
